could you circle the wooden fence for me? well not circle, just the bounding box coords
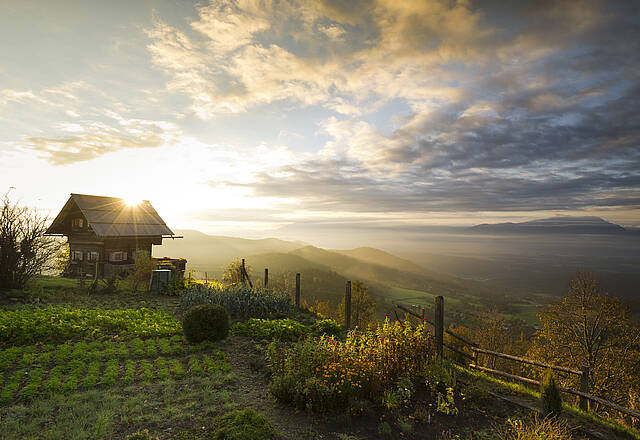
[396,299,640,422]
[240,265,354,330]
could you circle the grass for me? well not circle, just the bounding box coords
[0,374,236,439]
[459,365,640,440]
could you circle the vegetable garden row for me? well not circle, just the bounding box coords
[0,305,232,408]
[0,351,229,405]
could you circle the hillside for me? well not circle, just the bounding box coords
[156,230,509,321]
[158,229,490,302]
[336,246,427,274]
[157,230,306,270]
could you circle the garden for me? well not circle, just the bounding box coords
[0,277,631,439]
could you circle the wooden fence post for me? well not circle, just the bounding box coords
[264,268,268,288]
[345,281,352,330]
[435,296,444,359]
[295,273,300,308]
[205,272,208,287]
[241,259,246,284]
[580,365,590,411]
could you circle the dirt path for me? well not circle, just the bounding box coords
[220,336,334,440]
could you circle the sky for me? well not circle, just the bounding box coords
[1,0,639,242]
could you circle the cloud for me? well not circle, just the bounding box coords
[231,74,640,213]
[22,117,181,165]
[145,0,497,118]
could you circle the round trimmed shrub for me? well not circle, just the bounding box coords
[182,304,229,343]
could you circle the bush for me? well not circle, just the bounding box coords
[183,304,229,343]
[212,408,277,440]
[181,285,292,320]
[161,275,185,296]
[540,370,562,417]
[266,319,435,412]
[310,319,342,338]
[496,415,573,440]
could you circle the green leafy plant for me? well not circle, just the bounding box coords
[140,359,154,384]
[82,361,101,388]
[122,360,136,385]
[99,359,118,387]
[183,304,230,343]
[0,306,181,347]
[161,274,186,296]
[126,250,155,293]
[540,370,562,417]
[0,370,24,404]
[20,367,44,401]
[156,357,169,380]
[181,285,292,320]
[168,358,186,379]
[44,365,64,394]
[377,421,393,438]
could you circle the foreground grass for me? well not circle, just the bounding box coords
[459,366,640,440]
[0,369,237,439]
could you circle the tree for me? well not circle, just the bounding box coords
[0,193,60,290]
[222,258,250,285]
[339,280,376,328]
[54,243,69,275]
[528,271,640,408]
[126,250,155,292]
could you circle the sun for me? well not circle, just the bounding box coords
[124,197,142,206]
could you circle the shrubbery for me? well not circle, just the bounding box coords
[231,318,341,341]
[181,285,292,320]
[266,319,435,412]
[183,304,230,343]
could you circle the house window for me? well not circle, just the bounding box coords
[87,251,99,262]
[71,250,83,261]
[109,251,128,262]
[72,218,84,228]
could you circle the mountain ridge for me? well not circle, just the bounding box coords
[470,216,627,234]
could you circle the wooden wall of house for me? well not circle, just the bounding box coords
[68,237,162,278]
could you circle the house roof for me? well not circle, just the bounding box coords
[45,193,175,237]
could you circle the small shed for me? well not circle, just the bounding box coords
[45,193,181,277]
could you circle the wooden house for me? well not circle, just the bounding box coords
[45,194,180,277]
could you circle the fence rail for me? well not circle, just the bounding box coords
[395,298,640,423]
[471,347,583,376]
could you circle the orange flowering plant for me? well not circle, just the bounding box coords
[266,318,434,412]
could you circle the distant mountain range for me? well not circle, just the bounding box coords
[470,216,629,234]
